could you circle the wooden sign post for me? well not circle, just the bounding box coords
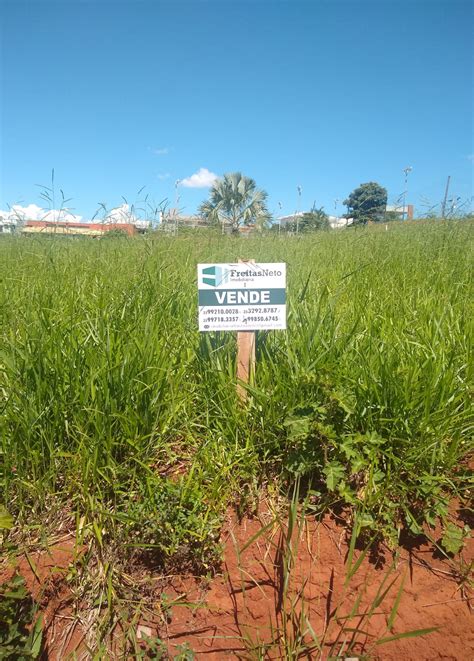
[236,326,256,402]
[236,259,256,402]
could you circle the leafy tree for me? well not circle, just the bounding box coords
[272,206,329,233]
[344,182,387,224]
[298,206,329,232]
[199,172,270,233]
[384,210,403,222]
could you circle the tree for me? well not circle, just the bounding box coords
[271,206,329,234]
[344,182,387,224]
[384,210,403,223]
[298,206,329,232]
[199,172,270,233]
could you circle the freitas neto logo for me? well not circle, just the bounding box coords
[201,266,230,287]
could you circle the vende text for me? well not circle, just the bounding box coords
[215,290,270,304]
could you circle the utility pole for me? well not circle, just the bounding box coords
[441,175,451,219]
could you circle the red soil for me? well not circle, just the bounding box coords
[163,513,473,660]
[1,513,472,660]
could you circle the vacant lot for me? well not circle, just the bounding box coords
[1,221,472,658]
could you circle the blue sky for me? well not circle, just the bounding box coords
[1,0,472,221]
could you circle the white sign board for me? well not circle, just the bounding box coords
[198,262,286,331]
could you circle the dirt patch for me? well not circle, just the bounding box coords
[162,513,473,659]
[2,514,472,659]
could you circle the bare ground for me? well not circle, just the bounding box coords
[1,509,472,660]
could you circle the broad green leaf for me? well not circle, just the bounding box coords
[358,512,375,528]
[0,506,13,530]
[323,461,345,492]
[441,523,466,555]
[283,415,311,441]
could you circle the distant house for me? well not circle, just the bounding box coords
[275,212,304,230]
[22,220,142,237]
[161,209,210,230]
[0,217,16,234]
[328,215,354,228]
[275,213,353,230]
[386,204,414,220]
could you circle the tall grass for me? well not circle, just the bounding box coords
[0,221,472,564]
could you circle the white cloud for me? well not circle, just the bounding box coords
[99,204,149,229]
[157,173,170,180]
[104,203,139,224]
[180,167,218,189]
[152,147,170,155]
[0,203,152,229]
[0,203,83,224]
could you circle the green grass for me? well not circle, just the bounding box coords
[0,220,472,573]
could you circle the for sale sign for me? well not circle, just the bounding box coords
[198,262,286,331]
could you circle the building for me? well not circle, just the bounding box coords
[275,212,304,230]
[0,217,16,234]
[328,215,354,228]
[160,209,210,230]
[275,212,353,230]
[386,204,414,220]
[22,220,142,237]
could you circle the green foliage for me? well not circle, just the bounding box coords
[119,476,223,571]
[0,506,13,530]
[133,633,168,659]
[299,207,329,232]
[441,522,470,555]
[199,172,270,232]
[0,574,43,660]
[279,206,329,233]
[0,220,472,578]
[384,209,403,222]
[101,228,131,239]
[174,643,196,660]
[344,181,388,224]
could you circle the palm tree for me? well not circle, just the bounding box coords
[199,172,270,234]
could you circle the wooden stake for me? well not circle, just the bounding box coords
[237,328,256,402]
[237,259,256,402]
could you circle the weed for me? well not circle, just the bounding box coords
[0,574,43,660]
